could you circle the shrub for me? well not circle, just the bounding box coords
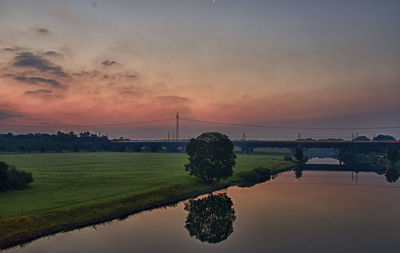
[284,155,293,161]
[253,167,272,178]
[238,167,271,183]
[0,161,33,192]
[8,165,33,190]
[237,171,259,182]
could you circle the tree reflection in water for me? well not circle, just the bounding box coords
[184,193,236,244]
[294,168,303,181]
[385,168,399,183]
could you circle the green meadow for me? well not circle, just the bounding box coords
[0,150,294,242]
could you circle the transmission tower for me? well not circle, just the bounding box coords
[176,112,180,141]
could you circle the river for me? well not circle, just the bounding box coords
[5,164,400,253]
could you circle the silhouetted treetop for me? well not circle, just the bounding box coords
[373,135,396,141]
[353,136,370,141]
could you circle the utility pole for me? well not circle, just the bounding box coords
[168,132,170,141]
[176,112,180,141]
[242,132,246,141]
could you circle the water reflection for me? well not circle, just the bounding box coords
[184,193,236,244]
[294,168,303,181]
[385,168,399,183]
[4,171,400,253]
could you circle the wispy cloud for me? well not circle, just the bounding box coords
[23,89,53,96]
[35,28,50,35]
[101,60,117,66]
[43,51,64,58]
[15,76,63,88]
[156,95,191,104]
[2,47,24,53]
[14,52,67,77]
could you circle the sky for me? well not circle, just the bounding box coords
[0,0,399,139]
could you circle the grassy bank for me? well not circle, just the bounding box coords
[0,151,294,247]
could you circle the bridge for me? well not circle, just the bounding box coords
[113,140,400,153]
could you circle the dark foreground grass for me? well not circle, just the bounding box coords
[0,152,294,247]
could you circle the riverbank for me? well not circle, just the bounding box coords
[0,152,295,249]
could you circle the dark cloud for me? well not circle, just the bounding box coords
[72,70,100,78]
[72,70,138,82]
[101,60,117,66]
[43,51,63,58]
[36,28,50,35]
[15,76,63,88]
[0,110,20,120]
[23,89,53,96]
[106,73,138,80]
[14,52,67,77]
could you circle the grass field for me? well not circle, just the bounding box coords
[0,150,294,244]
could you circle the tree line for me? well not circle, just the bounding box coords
[0,132,125,153]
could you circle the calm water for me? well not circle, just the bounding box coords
[5,170,400,253]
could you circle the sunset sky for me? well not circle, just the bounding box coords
[0,0,399,139]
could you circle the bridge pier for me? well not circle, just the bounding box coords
[133,145,142,152]
[167,145,179,153]
[150,145,161,152]
[240,146,254,154]
[180,145,187,153]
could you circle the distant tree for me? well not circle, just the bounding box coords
[353,136,370,141]
[373,135,396,141]
[385,168,399,183]
[185,132,236,183]
[386,147,399,165]
[0,131,113,153]
[294,147,308,166]
[184,193,236,243]
[336,148,354,167]
[294,147,303,162]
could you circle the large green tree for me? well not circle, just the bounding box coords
[185,132,236,183]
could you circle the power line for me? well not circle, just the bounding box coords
[180,118,400,130]
[1,116,399,130]
[0,118,173,128]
